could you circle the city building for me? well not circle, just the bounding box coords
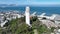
[37,13,60,28]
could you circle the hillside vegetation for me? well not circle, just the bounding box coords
[0,16,52,34]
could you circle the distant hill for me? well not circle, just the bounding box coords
[0,4,19,7]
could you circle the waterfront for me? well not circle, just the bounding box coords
[0,6,60,15]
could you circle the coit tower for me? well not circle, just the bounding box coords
[25,6,31,26]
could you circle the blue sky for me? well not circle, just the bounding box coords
[0,0,60,5]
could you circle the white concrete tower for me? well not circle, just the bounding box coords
[25,6,31,26]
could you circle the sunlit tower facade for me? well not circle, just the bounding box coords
[25,6,31,26]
